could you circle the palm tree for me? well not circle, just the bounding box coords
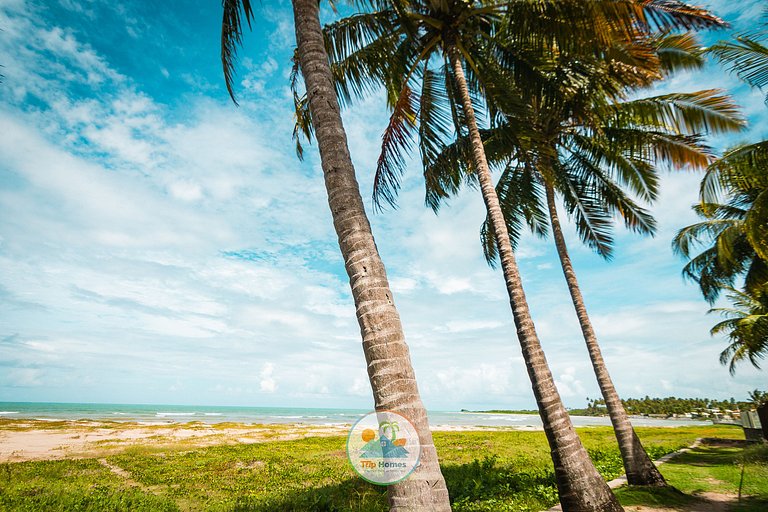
[221,1,452,510]
[674,154,768,372]
[419,26,739,487]
[710,287,768,373]
[674,10,768,376]
[306,1,724,510]
[673,163,768,303]
[748,389,768,407]
[510,94,740,486]
[469,38,741,486]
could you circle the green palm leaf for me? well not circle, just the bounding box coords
[710,11,768,103]
[609,91,745,135]
[221,0,255,105]
[710,287,768,374]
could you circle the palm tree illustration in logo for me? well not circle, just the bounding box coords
[359,420,409,459]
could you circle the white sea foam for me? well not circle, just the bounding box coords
[203,413,223,416]
[156,412,196,417]
[0,411,19,415]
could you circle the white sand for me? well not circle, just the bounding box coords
[0,421,348,462]
[0,420,535,462]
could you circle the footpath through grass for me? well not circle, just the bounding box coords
[0,425,754,511]
[615,438,768,511]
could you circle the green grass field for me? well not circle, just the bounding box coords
[0,425,763,512]
[614,438,768,511]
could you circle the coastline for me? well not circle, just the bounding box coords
[0,413,714,463]
[0,402,714,429]
[0,419,541,463]
[0,403,716,463]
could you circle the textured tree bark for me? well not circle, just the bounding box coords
[544,184,667,487]
[291,1,451,510]
[447,47,623,512]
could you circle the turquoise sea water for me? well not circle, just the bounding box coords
[0,402,712,428]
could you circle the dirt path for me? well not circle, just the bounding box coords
[97,458,144,488]
[623,491,737,512]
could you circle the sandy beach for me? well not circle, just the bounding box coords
[0,420,351,462]
[0,419,532,462]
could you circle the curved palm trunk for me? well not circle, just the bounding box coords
[446,48,622,512]
[291,1,451,510]
[544,184,667,486]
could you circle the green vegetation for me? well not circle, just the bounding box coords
[614,440,768,511]
[0,459,178,512]
[618,396,760,416]
[473,393,767,417]
[0,426,749,512]
[674,9,768,374]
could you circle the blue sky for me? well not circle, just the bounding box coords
[0,0,765,410]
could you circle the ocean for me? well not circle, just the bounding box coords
[0,402,712,428]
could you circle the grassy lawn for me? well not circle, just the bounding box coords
[0,425,753,512]
[615,438,768,511]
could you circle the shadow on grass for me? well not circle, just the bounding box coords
[615,485,698,509]
[230,456,559,512]
[732,497,768,512]
[616,485,768,512]
[229,476,387,512]
[663,438,747,468]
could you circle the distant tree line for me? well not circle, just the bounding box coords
[575,391,767,417]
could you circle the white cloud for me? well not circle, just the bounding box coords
[441,319,505,333]
[555,367,586,399]
[260,363,277,393]
[36,26,124,85]
[0,0,765,411]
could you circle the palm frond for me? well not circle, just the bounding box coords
[702,141,768,203]
[292,92,313,160]
[744,257,768,297]
[481,162,548,266]
[710,287,768,374]
[599,128,714,170]
[373,83,419,210]
[745,189,768,261]
[651,31,706,74]
[567,131,659,202]
[609,90,745,136]
[710,35,768,102]
[556,154,616,258]
[638,0,727,31]
[672,217,742,257]
[418,65,454,178]
[423,135,474,211]
[221,0,254,105]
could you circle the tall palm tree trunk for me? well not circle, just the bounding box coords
[446,47,623,512]
[544,183,667,486]
[292,1,451,510]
